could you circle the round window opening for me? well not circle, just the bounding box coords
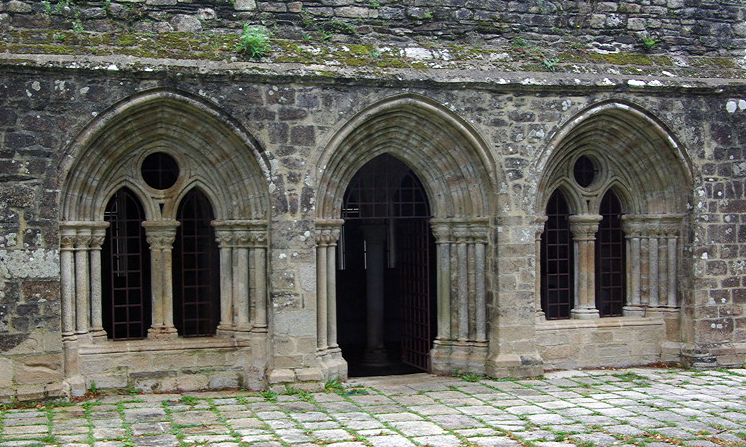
[573,155,597,188]
[141,152,180,190]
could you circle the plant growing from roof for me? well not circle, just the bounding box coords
[236,24,272,58]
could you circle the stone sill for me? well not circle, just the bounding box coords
[536,316,667,331]
[79,336,251,355]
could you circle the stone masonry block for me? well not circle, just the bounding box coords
[0,358,12,387]
[268,368,295,384]
[234,0,256,10]
[294,367,323,382]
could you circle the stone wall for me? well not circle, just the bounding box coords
[78,339,253,392]
[0,40,744,398]
[0,0,744,56]
[536,317,665,370]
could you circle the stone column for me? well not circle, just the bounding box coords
[569,215,601,319]
[214,226,235,336]
[430,218,490,373]
[316,231,329,351]
[326,226,341,350]
[248,228,268,333]
[143,221,179,339]
[431,222,452,341]
[475,234,487,342]
[533,216,548,322]
[315,219,346,379]
[455,232,469,341]
[660,217,682,308]
[74,228,92,339]
[233,230,252,336]
[88,224,109,341]
[60,226,77,341]
[622,215,683,315]
[61,221,110,342]
[361,224,387,364]
[622,216,644,315]
[212,220,268,338]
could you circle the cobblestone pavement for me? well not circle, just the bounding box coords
[2,368,746,446]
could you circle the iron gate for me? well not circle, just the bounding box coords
[397,218,431,370]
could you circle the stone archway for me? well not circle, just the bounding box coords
[57,89,272,392]
[532,101,695,363]
[313,95,499,379]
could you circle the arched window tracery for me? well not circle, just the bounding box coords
[59,93,270,345]
[536,104,688,321]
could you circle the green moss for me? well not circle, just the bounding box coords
[0,28,742,79]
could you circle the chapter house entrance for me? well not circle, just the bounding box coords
[336,154,436,376]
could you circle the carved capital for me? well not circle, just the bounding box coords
[212,220,267,248]
[60,221,109,250]
[74,232,93,250]
[533,216,548,239]
[89,227,107,250]
[569,214,602,241]
[143,221,179,249]
[315,228,334,246]
[430,222,451,243]
[60,229,77,250]
[315,219,344,246]
[623,214,683,239]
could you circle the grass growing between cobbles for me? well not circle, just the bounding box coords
[2,368,746,445]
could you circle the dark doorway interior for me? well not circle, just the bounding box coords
[336,154,436,377]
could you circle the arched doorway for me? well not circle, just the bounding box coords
[336,154,436,376]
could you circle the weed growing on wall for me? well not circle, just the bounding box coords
[236,24,272,58]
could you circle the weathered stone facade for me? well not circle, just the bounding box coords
[0,0,744,401]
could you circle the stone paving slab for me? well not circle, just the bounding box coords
[2,368,746,446]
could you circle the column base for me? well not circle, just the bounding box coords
[64,375,87,398]
[680,344,718,368]
[90,328,108,343]
[430,339,488,375]
[318,347,348,381]
[571,307,600,319]
[148,325,178,339]
[233,325,253,339]
[623,305,646,317]
[75,332,93,344]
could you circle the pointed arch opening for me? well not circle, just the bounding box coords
[541,189,574,320]
[596,190,625,317]
[337,154,436,376]
[173,188,220,337]
[102,188,151,340]
[315,95,495,379]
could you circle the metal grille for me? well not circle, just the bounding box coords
[173,189,219,337]
[596,191,625,317]
[541,190,574,319]
[398,218,432,371]
[102,188,151,340]
[573,155,596,188]
[141,152,179,190]
[343,154,429,220]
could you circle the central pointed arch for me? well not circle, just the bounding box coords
[316,94,498,219]
[314,95,499,379]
